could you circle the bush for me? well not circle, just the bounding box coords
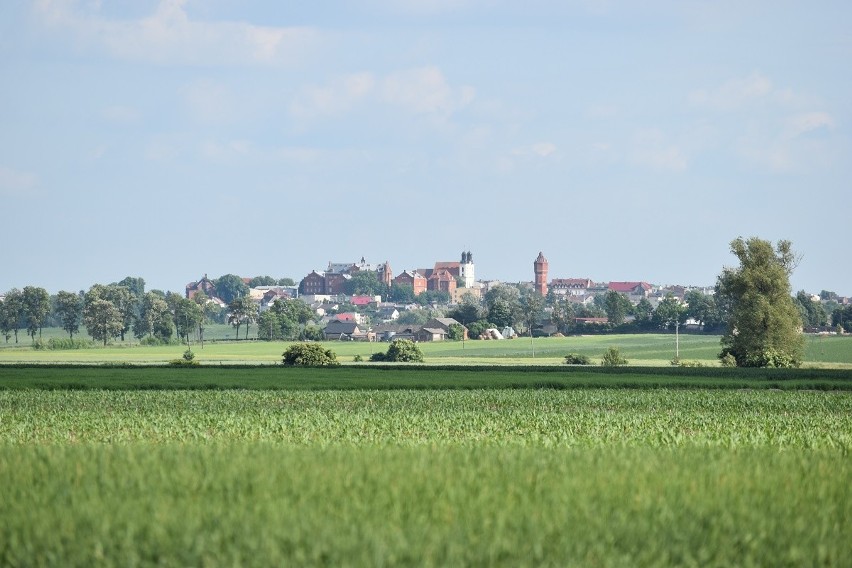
[47,338,95,350]
[600,346,628,367]
[353,354,364,362]
[564,353,591,365]
[719,353,737,368]
[370,339,424,363]
[282,343,340,367]
[32,339,46,350]
[671,358,704,368]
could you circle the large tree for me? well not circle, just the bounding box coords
[55,291,83,338]
[83,298,124,346]
[21,286,51,341]
[228,296,257,340]
[343,271,386,296]
[716,237,805,368]
[173,297,203,343]
[0,289,24,343]
[603,290,631,326]
[215,274,249,304]
[133,292,173,341]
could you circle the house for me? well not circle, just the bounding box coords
[393,270,428,296]
[415,327,449,342]
[377,306,400,321]
[299,258,393,295]
[427,269,457,294]
[550,278,594,296]
[185,274,217,300]
[423,317,467,339]
[323,320,362,340]
[608,282,652,303]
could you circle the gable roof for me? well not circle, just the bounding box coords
[324,321,359,335]
[608,281,652,293]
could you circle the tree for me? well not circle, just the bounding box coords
[550,299,577,334]
[447,293,482,325]
[249,275,277,287]
[370,338,424,362]
[101,285,136,342]
[716,237,804,368]
[683,289,723,331]
[278,277,296,287]
[173,297,203,343]
[114,276,146,298]
[257,311,282,340]
[519,291,545,336]
[133,292,173,341]
[603,291,630,326]
[0,289,24,343]
[795,290,827,329]
[215,274,249,304]
[387,283,416,303]
[448,323,466,341]
[55,291,83,338]
[600,346,628,367]
[83,298,123,346]
[653,294,686,330]
[228,296,257,340]
[343,271,386,296]
[282,343,339,366]
[21,286,51,341]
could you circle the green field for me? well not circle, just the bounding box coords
[3,332,851,565]
[1,386,850,565]
[2,330,851,367]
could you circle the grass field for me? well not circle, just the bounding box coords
[1,329,851,367]
[2,331,851,565]
[1,387,850,565]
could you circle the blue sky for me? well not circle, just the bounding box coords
[1,1,850,295]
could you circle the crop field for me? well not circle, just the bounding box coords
[1,330,851,367]
[1,380,851,566]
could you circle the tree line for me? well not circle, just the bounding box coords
[0,274,317,346]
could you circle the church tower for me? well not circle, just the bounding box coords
[460,251,475,288]
[534,252,548,296]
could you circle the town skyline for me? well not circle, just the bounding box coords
[2,246,847,299]
[2,2,849,296]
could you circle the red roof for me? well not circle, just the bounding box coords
[335,313,356,322]
[608,281,652,293]
[351,296,372,306]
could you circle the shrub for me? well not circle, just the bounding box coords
[282,343,340,367]
[32,338,46,350]
[720,353,737,368]
[564,353,591,365]
[47,338,95,350]
[169,348,199,366]
[671,358,704,368]
[353,354,363,362]
[600,346,628,367]
[371,339,424,363]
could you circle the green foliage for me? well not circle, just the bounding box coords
[83,290,124,346]
[343,271,386,296]
[719,353,737,367]
[0,288,24,343]
[215,274,249,304]
[282,343,340,367]
[601,346,628,367]
[604,291,630,325]
[45,337,95,350]
[717,238,805,368]
[371,338,424,362]
[248,275,277,287]
[21,286,51,341]
[54,291,83,339]
[353,354,363,362]
[447,323,466,341]
[465,320,494,340]
[564,353,591,365]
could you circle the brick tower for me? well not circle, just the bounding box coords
[534,252,548,296]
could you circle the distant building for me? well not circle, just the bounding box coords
[298,258,393,296]
[185,274,217,300]
[534,252,549,296]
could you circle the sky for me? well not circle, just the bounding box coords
[1,0,850,296]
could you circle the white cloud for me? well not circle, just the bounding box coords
[34,0,321,66]
[381,66,475,116]
[629,129,687,172]
[289,73,376,120]
[737,112,837,173]
[784,111,834,140]
[0,166,38,196]
[689,72,773,110]
[290,66,474,121]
